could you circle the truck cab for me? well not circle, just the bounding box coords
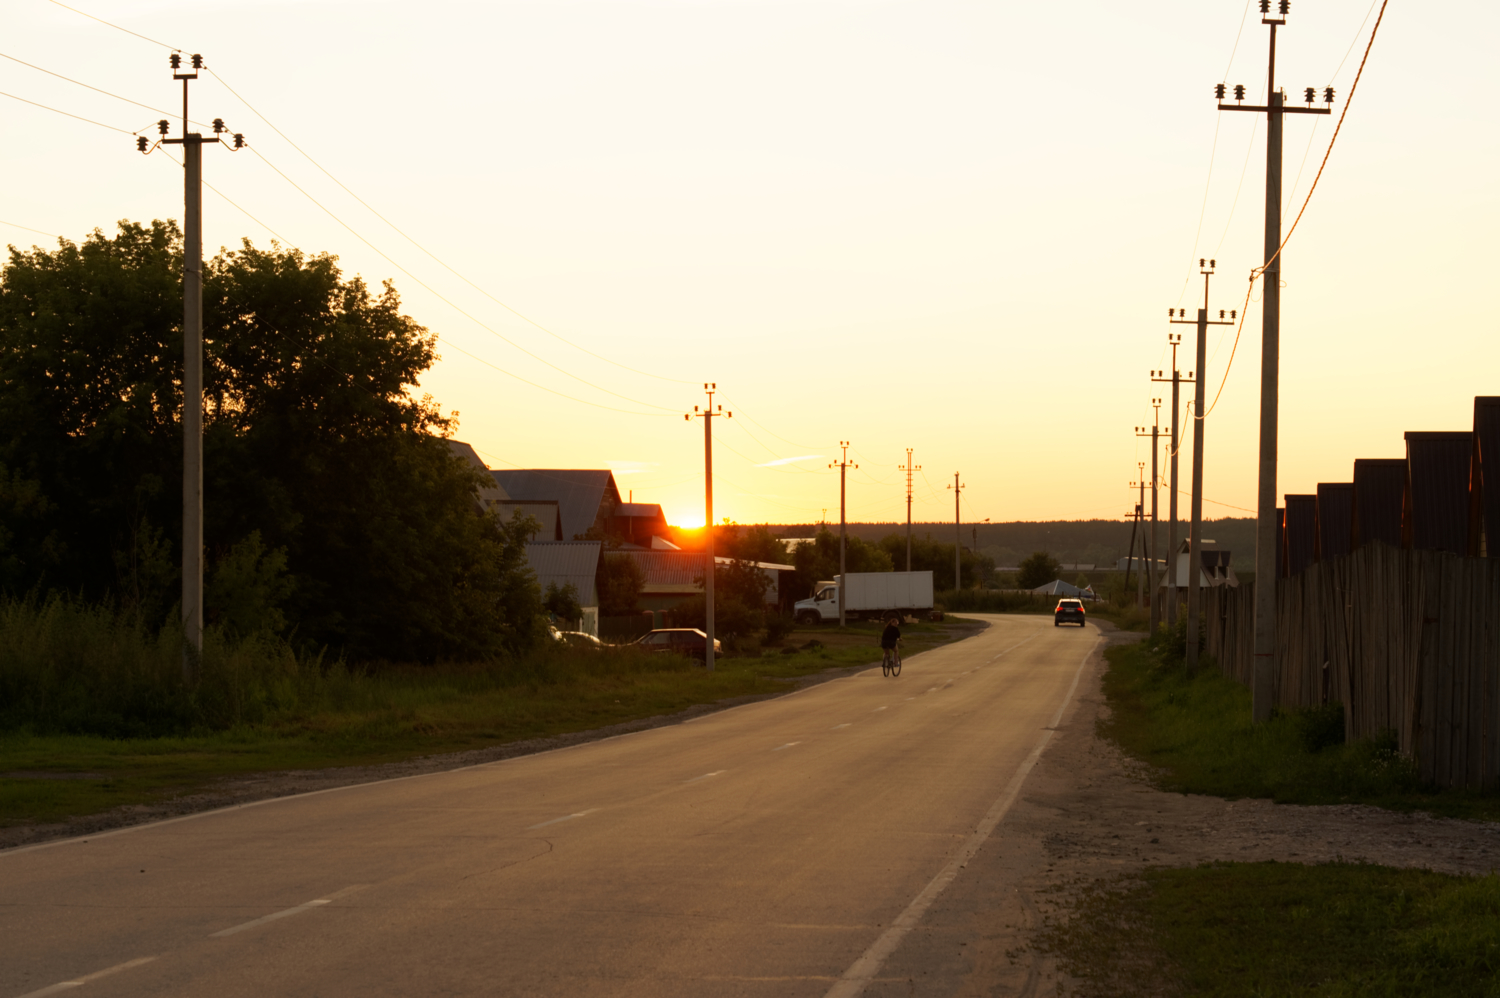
[796,581,840,625]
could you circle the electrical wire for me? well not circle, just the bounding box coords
[45,0,183,51]
[1,219,60,239]
[0,50,212,128]
[1,87,138,133]
[202,66,696,387]
[242,145,677,414]
[1202,0,1389,420]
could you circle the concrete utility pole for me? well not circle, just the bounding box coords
[686,384,730,670]
[1170,262,1236,669]
[140,53,241,681]
[1152,336,1192,630]
[899,449,920,572]
[946,474,964,592]
[1134,405,1165,630]
[1131,466,1147,609]
[830,443,857,627]
[1123,501,1141,598]
[1215,0,1333,716]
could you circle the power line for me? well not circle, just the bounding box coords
[0,50,211,127]
[202,66,696,387]
[0,87,140,133]
[1,219,60,239]
[45,0,183,51]
[242,145,678,413]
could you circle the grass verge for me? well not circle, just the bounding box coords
[1,617,978,828]
[1102,639,1500,821]
[1039,862,1500,998]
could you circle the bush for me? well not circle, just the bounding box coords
[764,610,795,644]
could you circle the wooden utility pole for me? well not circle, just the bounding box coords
[142,53,241,680]
[830,443,856,627]
[687,384,730,669]
[946,474,964,591]
[1135,406,1164,630]
[1170,263,1236,669]
[899,449,920,572]
[1152,337,1192,630]
[1215,3,1332,710]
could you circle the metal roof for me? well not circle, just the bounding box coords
[615,503,664,519]
[492,470,621,541]
[1404,432,1472,554]
[1283,495,1318,576]
[525,541,601,607]
[495,500,563,541]
[1474,397,1500,557]
[1315,483,1354,562]
[617,551,791,600]
[1352,458,1406,549]
[446,440,510,506]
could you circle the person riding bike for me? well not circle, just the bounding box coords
[880,617,902,673]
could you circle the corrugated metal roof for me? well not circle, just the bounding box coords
[1404,432,1472,554]
[495,500,563,541]
[616,503,664,518]
[1284,495,1318,576]
[1315,483,1354,562]
[492,470,620,541]
[1474,397,1500,558]
[617,551,790,600]
[1352,458,1405,549]
[446,440,510,506]
[525,541,601,607]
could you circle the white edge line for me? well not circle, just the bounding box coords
[822,635,1103,998]
[2,617,1010,858]
[17,956,158,998]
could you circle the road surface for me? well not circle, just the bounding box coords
[2,614,1101,997]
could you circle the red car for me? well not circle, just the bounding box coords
[633,628,723,661]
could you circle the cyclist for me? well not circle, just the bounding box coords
[880,616,902,674]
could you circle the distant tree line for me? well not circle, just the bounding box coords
[0,221,542,661]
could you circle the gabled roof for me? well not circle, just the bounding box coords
[492,470,621,541]
[446,440,509,507]
[525,541,601,607]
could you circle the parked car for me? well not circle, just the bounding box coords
[1054,599,1086,627]
[556,631,605,649]
[633,628,722,661]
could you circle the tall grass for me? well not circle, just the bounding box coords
[0,596,693,739]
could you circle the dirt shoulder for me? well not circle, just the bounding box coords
[867,622,1500,997]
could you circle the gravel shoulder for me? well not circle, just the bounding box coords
[868,621,1500,997]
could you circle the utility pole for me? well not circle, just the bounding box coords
[686,384,730,670]
[1216,0,1333,716]
[946,474,964,592]
[138,53,241,681]
[830,443,856,627]
[1123,500,1141,599]
[1152,336,1192,630]
[1134,405,1165,630]
[899,449,920,572]
[1170,262,1236,669]
[1130,465,1147,609]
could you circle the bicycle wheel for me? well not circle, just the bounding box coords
[881,655,890,677]
[891,651,902,677]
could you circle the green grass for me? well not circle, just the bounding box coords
[0,616,977,827]
[1040,862,1500,998]
[1102,639,1500,821]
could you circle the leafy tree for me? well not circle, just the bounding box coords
[0,221,544,659]
[875,532,993,590]
[597,554,644,616]
[1016,551,1062,590]
[543,582,582,626]
[790,528,893,602]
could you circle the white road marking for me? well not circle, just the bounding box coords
[831,724,850,730]
[527,809,597,830]
[824,636,1103,998]
[772,742,801,752]
[16,957,156,998]
[683,770,726,784]
[872,706,887,712]
[210,884,368,938]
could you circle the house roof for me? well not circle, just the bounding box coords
[1031,580,1094,597]
[495,500,563,541]
[615,503,665,519]
[615,551,791,598]
[492,470,621,541]
[525,541,601,607]
[446,439,510,506]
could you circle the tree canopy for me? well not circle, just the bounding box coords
[0,221,540,660]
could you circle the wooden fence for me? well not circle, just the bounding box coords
[1203,542,1500,789]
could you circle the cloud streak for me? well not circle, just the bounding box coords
[758,454,823,467]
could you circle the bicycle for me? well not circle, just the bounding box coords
[881,642,902,677]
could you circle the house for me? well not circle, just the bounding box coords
[1031,579,1097,600]
[525,540,601,636]
[446,440,510,510]
[1158,539,1238,590]
[616,551,796,613]
[610,502,671,545]
[445,442,562,540]
[492,469,622,541]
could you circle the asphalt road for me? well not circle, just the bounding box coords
[2,614,1101,998]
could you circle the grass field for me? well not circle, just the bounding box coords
[1101,639,1500,822]
[0,616,979,828]
[1039,861,1500,997]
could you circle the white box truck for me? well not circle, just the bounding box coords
[793,571,935,624]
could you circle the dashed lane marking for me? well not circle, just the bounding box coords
[210,884,369,938]
[526,809,597,830]
[683,770,726,784]
[772,742,801,752]
[16,957,157,998]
